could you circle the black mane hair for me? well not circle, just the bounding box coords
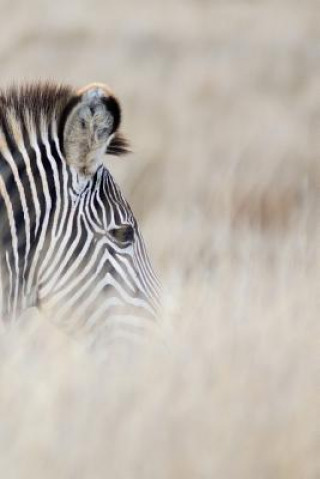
[0,82,75,125]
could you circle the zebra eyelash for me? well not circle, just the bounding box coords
[107,133,131,156]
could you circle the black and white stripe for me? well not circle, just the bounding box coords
[0,83,161,344]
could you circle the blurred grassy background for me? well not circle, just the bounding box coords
[0,1,319,478]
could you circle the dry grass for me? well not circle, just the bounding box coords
[0,1,319,478]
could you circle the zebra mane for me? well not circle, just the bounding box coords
[0,82,74,125]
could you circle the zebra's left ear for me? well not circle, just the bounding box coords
[60,83,130,177]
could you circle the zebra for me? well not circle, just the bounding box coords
[0,82,161,345]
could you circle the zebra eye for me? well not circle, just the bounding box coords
[109,225,134,244]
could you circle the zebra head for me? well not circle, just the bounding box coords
[0,83,160,340]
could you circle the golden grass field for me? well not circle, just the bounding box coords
[0,1,319,477]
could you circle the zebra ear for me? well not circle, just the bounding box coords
[61,83,129,177]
